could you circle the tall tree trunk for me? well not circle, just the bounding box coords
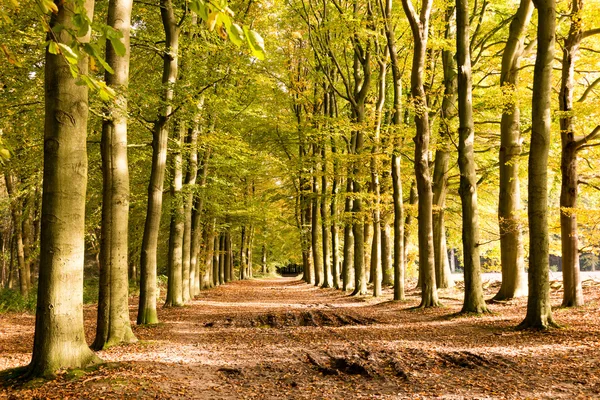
[165,122,184,307]
[183,123,198,299]
[402,0,439,307]
[371,46,387,297]
[202,223,215,289]
[28,0,101,377]
[495,0,532,301]
[381,0,405,300]
[342,179,353,291]
[311,148,323,286]
[261,244,267,274]
[321,143,331,288]
[391,154,405,300]
[240,226,247,280]
[331,141,341,289]
[5,174,30,296]
[433,6,457,290]
[558,0,596,307]
[93,0,136,349]
[191,147,210,293]
[456,0,488,313]
[432,150,453,289]
[212,233,220,286]
[138,0,179,324]
[219,233,225,284]
[404,180,417,274]
[224,230,231,282]
[519,0,558,329]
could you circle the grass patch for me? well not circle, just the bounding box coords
[0,288,37,314]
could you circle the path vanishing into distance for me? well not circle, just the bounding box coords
[2,276,600,399]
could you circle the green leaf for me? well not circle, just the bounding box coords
[57,43,78,65]
[73,13,90,37]
[189,0,208,21]
[218,12,231,30]
[83,43,114,74]
[48,41,59,55]
[109,37,126,57]
[244,27,266,60]
[226,23,245,47]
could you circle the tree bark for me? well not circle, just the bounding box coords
[183,123,198,299]
[4,174,30,296]
[519,0,558,329]
[342,179,353,291]
[93,0,136,349]
[165,122,185,307]
[138,0,179,324]
[432,150,454,289]
[321,143,331,288]
[558,0,593,307]
[311,147,323,286]
[495,0,532,301]
[401,0,439,307]
[456,0,488,314]
[28,0,101,377]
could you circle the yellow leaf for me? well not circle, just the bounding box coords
[206,12,218,31]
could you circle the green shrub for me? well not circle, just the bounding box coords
[0,288,37,314]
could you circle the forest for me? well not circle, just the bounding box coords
[1,0,600,397]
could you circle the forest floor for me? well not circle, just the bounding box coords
[1,275,600,399]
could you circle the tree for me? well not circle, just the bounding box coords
[558,0,600,307]
[519,0,558,329]
[495,0,532,301]
[28,0,101,377]
[93,0,137,349]
[138,0,180,324]
[456,0,488,314]
[401,0,439,307]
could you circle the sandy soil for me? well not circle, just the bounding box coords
[1,276,600,399]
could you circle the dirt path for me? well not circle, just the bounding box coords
[2,276,600,399]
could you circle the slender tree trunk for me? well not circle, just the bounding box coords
[342,179,353,291]
[224,230,231,282]
[28,0,101,376]
[434,7,457,290]
[311,148,323,286]
[261,244,267,274]
[402,0,439,307]
[381,0,405,300]
[404,180,417,274]
[165,122,184,307]
[240,226,247,280]
[219,233,225,284]
[321,144,331,288]
[201,224,214,289]
[495,0,532,301]
[432,150,454,289]
[191,147,210,293]
[5,174,30,296]
[331,141,341,289]
[391,154,405,300]
[138,0,179,324]
[212,232,219,286]
[519,0,558,329]
[559,0,591,307]
[456,0,488,313]
[93,0,136,349]
[184,123,198,298]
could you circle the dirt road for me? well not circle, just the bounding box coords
[1,277,600,399]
